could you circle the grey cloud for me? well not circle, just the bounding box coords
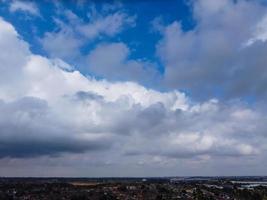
[1,16,267,176]
[41,28,82,61]
[0,136,108,158]
[137,103,166,129]
[227,42,267,98]
[74,91,104,101]
[157,0,267,100]
[86,42,160,84]
[0,97,111,158]
[121,100,266,159]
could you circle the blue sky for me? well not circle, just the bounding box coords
[0,1,194,56]
[0,0,194,87]
[0,0,267,177]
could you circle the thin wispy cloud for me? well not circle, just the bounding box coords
[9,0,40,16]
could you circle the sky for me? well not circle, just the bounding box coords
[0,0,267,177]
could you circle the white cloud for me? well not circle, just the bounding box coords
[0,16,267,176]
[78,12,135,39]
[246,14,267,46]
[9,0,40,16]
[41,24,82,60]
[40,8,152,84]
[41,8,135,61]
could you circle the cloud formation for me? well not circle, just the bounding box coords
[86,42,160,83]
[157,0,267,99]
[9,0,39,16]
[41,6,135,61]
[1,0,267,176]
[39,4,158,85]
[0,17,266,167]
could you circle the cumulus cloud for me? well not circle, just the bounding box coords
[40,6,135,61]
[156,0,267,99]
[41,21,82,61]
[0,97,112,158]
[40,6,156,85]
[77,11,135,39]
[9,0,40,16]
[1,16,267,166]
[86,42,160,83]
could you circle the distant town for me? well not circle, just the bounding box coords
[0,177,267,200]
